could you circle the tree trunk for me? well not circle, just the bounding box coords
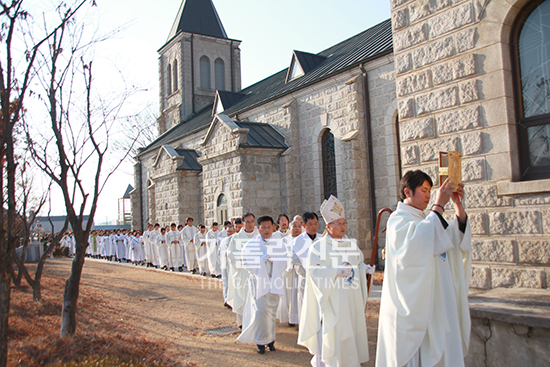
[32,279,42,303]
[60,242,86,337]
[0,262,11,367]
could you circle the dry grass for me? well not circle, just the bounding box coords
[8,271,178,367]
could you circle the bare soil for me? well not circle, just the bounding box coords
[8,258,380,366]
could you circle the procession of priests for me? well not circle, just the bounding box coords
[79,169,471,367]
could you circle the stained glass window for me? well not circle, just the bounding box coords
[322,130,337,200]
[515,0,550,179]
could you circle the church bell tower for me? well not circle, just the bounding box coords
[157,0,242,135]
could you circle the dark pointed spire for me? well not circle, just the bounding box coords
[167,0,228,40]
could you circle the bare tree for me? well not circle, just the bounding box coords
[25,5,139,337]
[0,1,90,364]
[10,159,69,301]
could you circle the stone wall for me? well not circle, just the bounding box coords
[390,0,550,289]
[466,317,550,366]
[132,132,205,230]
[237,59,397,258]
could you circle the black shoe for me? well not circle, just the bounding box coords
[191,269,196,274]
[239,325,242,329]
[217,275,222,279]
[170,267,175,272]
[288,323,295,327]
[201,272,207,277]
[211,274,216,278]
[178,267,183,272]
[256,345,265,354]
[267,342,275,352]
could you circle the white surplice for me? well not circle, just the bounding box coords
[291,231,321,324]
[298,235,371,367]
[182,225,198,271]
[375,202,472,367]
[194,231,208,273]
[226,228,259,323]
[206,229,220,275]
[276,234,302,324]
[237,234,287,345]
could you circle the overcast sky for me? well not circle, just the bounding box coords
[34,0,392,224]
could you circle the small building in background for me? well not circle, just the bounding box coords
[34,215,93,235]
[118,184,133,226]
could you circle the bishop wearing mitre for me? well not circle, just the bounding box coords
[298,195,374,367]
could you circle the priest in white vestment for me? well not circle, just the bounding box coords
[157,227,169,270]
[376,170,471,367]
[298,195,374,367]
[142,223,153,267]
[194,225,208,275]
[167,223,182,271]
[238,215,287,354]
[149,224,161,268]
[182,218,199,273]
[276,219,303,324]
[227,213,258,327]
[206,222,221,277]
[291,212,322,325]
[219,224,236,307]
[276,214,290,237]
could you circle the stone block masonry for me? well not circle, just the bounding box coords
[390,0,550,291]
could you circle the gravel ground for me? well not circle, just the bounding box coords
[45,258,380,367]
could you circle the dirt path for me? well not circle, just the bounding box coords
[44,258,379,367]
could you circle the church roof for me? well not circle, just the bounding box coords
[157,145,202,171]
[122,184,134,198]
[235,121,287,149]
[167,0,228,41]
[138,18,392,157]
[174,149,202,170]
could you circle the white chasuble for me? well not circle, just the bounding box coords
[376,202,472,367]
[298,235,371,367]
[226,228,259,316]
[237,234,287,345]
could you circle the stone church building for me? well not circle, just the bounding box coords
[132,0,550,294]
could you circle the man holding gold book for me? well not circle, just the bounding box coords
[376,170,472,367]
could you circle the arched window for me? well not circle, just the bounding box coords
[215,58,225,90]
[217,194,228,224]
[200,56,211,89]
[167,64,172,95]
[173,59,178,92]
[322,129,337,200]
[512,0,550,180]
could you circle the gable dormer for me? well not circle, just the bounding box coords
[285,50,328,83]
[212,90,246,116]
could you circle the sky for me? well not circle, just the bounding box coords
[33,0,392,224]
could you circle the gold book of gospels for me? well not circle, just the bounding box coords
[438,151,462,192]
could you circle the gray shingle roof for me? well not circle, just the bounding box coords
[235,122,287,149]
[174,149,202,170]
[139,18,392,157]
[122,184,134,198]
[167,0,228,41]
